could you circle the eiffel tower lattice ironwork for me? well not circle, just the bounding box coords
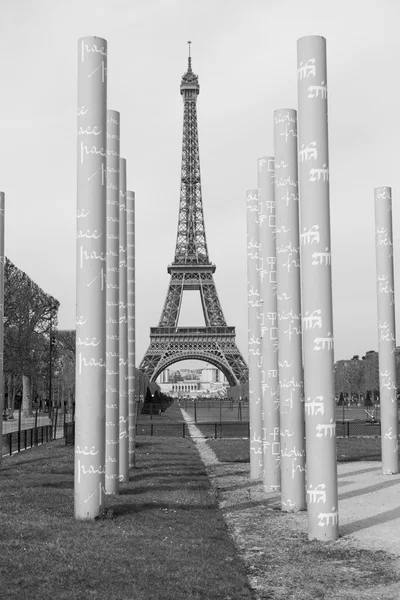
[139,46,248,386]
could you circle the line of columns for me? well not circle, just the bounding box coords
[75,36,145,519]
[247,33,400,541]
[246,35,335,540]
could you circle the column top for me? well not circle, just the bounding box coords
[297,34,326,44]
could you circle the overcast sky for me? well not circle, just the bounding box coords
[0,0,398,371]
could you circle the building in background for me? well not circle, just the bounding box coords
[156,364,228,397]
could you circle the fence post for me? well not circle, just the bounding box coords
[183,422,185,438]
[54,407,59,440]
[194,402,197,423]
[24,429,27,450]
[17,404,22,453]
[35,407,38,429]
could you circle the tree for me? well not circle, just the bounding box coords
[335,357,364,404]
[4,258,59,416]
[56,330,76,412]
[362,351,379,402]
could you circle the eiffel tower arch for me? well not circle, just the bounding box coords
[139,46,248,387]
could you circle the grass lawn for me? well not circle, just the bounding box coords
[207,436,383,464]
[0,437,254,600]
[2,432,398,600]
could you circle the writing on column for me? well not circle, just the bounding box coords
[297,59,316,79]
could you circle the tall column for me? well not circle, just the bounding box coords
[274,110,306,511]
[0,192,4,464]
[246,189,263,479]
[105,109,120,495]
[126,190,136,467]
[119,158,129,482]
[75,36,107,519]
[297,35,338,540]
[258,157,280,492]
[374,186,399,474]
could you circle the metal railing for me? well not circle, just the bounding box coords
[136,421,250,439]
[19,417,396,448]
[2,410,75,457]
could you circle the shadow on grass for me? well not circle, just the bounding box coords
[338,466,381,478]
[209,466,248,476]
[1,451,68,471]
[339,477,400,502]
[213,480,262,493]
[341,505,400,535]
[122,482,213,496]
[41,481,74,489]
[130,470,206,482]
[218,496,281,513]
[111,501,217,516]
[339,454,381,463]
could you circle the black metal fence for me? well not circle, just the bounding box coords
[136,421,250,439]
[135,420,388,439]
[336,420,382,437]
[3,417,392,452]
[2,410,75,457]
[177,400,249,423]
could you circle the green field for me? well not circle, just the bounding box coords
[1,438,254,600]
[207,436,383,464]
[1,433,398,599]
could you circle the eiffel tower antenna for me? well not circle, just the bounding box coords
[139,51,248,385]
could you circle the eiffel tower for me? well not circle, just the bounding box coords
[139,45,248,386]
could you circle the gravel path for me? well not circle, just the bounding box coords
[181,408,400,598]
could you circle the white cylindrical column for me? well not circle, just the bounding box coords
[119,158,129,482]
[274,109,306,511]
[75,36,107,519]
[374,186,399,474]
[246,189,263,479]
[258,157,280,493]
[297,35,338,540]
[105,109,120,495]
[0,192,4,463]
[126,190,136,467]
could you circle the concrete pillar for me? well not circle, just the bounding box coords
[297,35,338,540]
[105,109,120,495]
[246,189,263,479]
[274,109,306,511]
[119,158,129,482]
[126,190,136,467]
[374,186,399,474]
[0,192,4,462]
[257,157,280,492]
[75,36,107,519]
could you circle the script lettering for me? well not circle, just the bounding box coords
[297,59,316,80]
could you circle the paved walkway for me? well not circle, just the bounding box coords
[181,407,400,577]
